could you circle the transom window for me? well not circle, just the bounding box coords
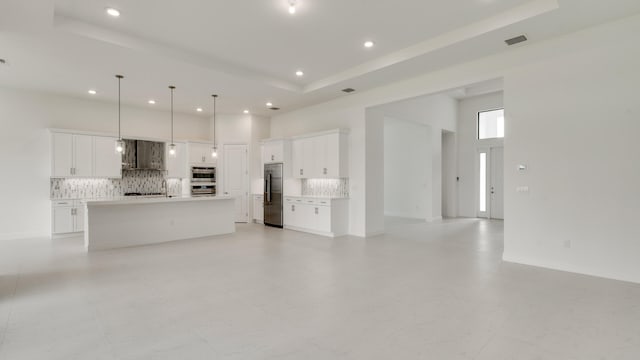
[478,109,505,140]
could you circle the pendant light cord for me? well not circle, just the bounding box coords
[212,94,218,147]
[116,75,123,140]
[169,86,175,144]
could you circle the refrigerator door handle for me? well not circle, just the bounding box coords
[264,174,269,204]
[266,173,272,204]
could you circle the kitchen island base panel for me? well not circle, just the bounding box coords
[85,197,235,251]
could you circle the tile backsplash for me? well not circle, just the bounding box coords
[50,170,183,199]
[302,178,349,198]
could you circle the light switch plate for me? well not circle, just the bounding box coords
[516,186,530,193]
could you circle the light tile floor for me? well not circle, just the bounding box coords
[1,219,639,359]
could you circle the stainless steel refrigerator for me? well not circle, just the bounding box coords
[264,163,283,228]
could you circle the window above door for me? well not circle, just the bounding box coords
[478,109,504,140]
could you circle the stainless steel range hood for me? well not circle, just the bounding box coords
[122,139,166,171]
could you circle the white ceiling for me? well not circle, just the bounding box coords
[1,0,640,116]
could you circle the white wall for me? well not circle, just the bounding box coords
[457,92,504,218]
[442,131,457,218]
[272,14,640,282]
[374,94,457,223]
[384,117,431,219]
[210,113,271,220]
[503,22,640,283]
[0,87,210,240]
[250,115,271,194]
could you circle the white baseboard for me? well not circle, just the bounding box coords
[364,230,385,238]
[0,232,50,241]
[384,212,425,219]
[284,225,342,238]
[503,253,640,285]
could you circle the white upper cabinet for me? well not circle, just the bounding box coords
[292,130,349,179]
[52,132,117,178]
[52,133,74,177]
[262,140,285,163]
[74,135,93,177]
[94,136,122,178]
[188,142,217,165]
[323,131,348,178]
[292,137,315,178]
[166,142,187,179]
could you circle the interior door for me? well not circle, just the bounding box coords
[223,144,248,223]
[490,147,504,220]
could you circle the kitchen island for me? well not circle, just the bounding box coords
[83,196,235,251]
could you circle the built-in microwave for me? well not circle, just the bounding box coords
[191,166,216,183]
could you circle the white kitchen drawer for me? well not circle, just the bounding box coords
[283,197,348,237]
[51,199,84,235]
[52,200,76,207]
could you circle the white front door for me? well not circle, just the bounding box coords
[490,147,504,220]
[477,147,504,219]
[223,144,248,223]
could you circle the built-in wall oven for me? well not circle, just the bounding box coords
[191,184,216,197]
[191,166,216,183]
[191,166,216,196]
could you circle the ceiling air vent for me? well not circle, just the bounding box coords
[342,88,356,93]
[505,35,528,46]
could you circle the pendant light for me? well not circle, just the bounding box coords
[211,94,218,158]
[114,75,125,154]
[168,86,177,157]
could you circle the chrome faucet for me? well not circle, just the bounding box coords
[161,179,168,197]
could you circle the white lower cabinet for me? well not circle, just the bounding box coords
[253,194,264,223]
[52,200,84,235]
[283,197,348,237]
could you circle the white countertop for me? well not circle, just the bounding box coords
[283,195,350,200]
[83,195,234,206]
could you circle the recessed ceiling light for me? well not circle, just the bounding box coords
[364,40,375,48]
[244,110,250,114]
[295,70,304,77]
[196,107,203,112]
[288,0,297,14]
[106,8,120,17]
[88,89,97,95]
[266,102,273,107]
[148,100,156,105]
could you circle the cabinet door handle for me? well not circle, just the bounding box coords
[315,207,319,215]
[292,205,295,211]
[323,168,327,175]
[271,155,274,161]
